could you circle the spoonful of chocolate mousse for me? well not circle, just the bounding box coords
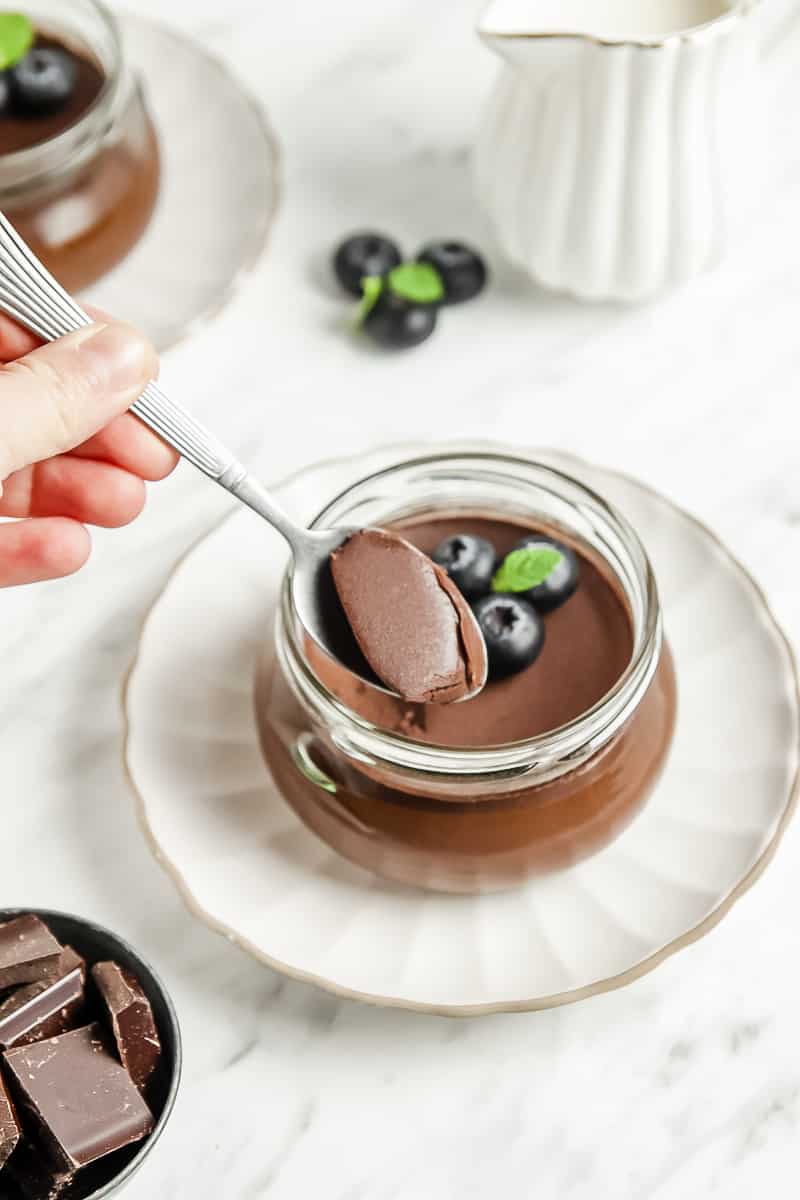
[330,529,488,704]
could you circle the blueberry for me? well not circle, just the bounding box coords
[333,232,402,297]
[472,594,545,679]
[431,534,496,601]
[364,289,437,350]
[9,47,77,117]
[417,241,487,304]
[512,535,580,613]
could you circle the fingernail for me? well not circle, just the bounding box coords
[73,322,157,397]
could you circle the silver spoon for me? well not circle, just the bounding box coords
[0,213,485,701]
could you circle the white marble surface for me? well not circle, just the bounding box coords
[3,1,800,1196]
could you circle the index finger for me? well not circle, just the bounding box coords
[0,313,40,362]
[0,304,115,363]
[72,411,179,480]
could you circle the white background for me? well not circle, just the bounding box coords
[2,1,800,1196]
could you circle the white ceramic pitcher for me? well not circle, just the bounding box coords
[474,0,791,301]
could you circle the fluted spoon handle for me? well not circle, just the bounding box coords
[0,212,245,483]
[0,212,317,551]
[0,213,457,700]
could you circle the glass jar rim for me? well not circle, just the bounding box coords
[0,0,125,197]
[276,451,663,783]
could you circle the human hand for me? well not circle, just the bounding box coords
[0,313,178,587]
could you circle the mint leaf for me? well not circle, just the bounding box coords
[355,275,383,326]
[0,13,33,70]
[492,547,562,593]
[387,262,444,305]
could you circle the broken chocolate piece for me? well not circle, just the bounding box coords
[3,1023,154,1174]
[0,1070,20,1171]
[92,961,162,1091]
[0,946,86,1050]
[1,1137,75,1199]
[53,944,87,983]
[330,529,488,703]
[0,916,62,990]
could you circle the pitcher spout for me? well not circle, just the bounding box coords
[479,0,750,64]
[478,0,589,68]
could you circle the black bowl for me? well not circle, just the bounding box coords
[0,908,181,1200]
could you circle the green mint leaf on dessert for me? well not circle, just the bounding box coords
[355,275,383,326]
[492,547,563,593]
[387,262,444,305]
[0,13,34,70]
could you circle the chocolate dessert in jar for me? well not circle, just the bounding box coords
[0,0,159,293]
[256,454,677,894]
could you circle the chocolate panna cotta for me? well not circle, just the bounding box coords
[0,914,163,1195]
[330,528,487,703]
[261,502,677,891]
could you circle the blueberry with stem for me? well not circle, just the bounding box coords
[509,535,579,613]
[417,241,488,304]
[357,261,444,350]
[333,232,402,297]
[363,288,437,350]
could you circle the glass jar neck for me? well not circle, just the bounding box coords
[277,452,662,789]
[0,0,126,198]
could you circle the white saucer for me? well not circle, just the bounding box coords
[124,445,800,1014]
[84,16,279,351]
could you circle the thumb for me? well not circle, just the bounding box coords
[0,321,157,482]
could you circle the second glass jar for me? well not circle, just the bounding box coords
[0,0,160,293]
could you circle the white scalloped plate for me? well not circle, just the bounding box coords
[124,445,800,1014]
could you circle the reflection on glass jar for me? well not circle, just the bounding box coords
[0,0,159,293]
[256,454,677,894]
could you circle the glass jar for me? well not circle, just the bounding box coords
[256,453,677,894]
[0,0,160,293]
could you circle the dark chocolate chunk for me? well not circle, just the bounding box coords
[0,946,86,1050]
[1,1136,75,1198]
[3,1023,154,1173]
[92,962,161,1091]
[54,944,86,984]
[0,1070,20,1170]
[0,916,62,990]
